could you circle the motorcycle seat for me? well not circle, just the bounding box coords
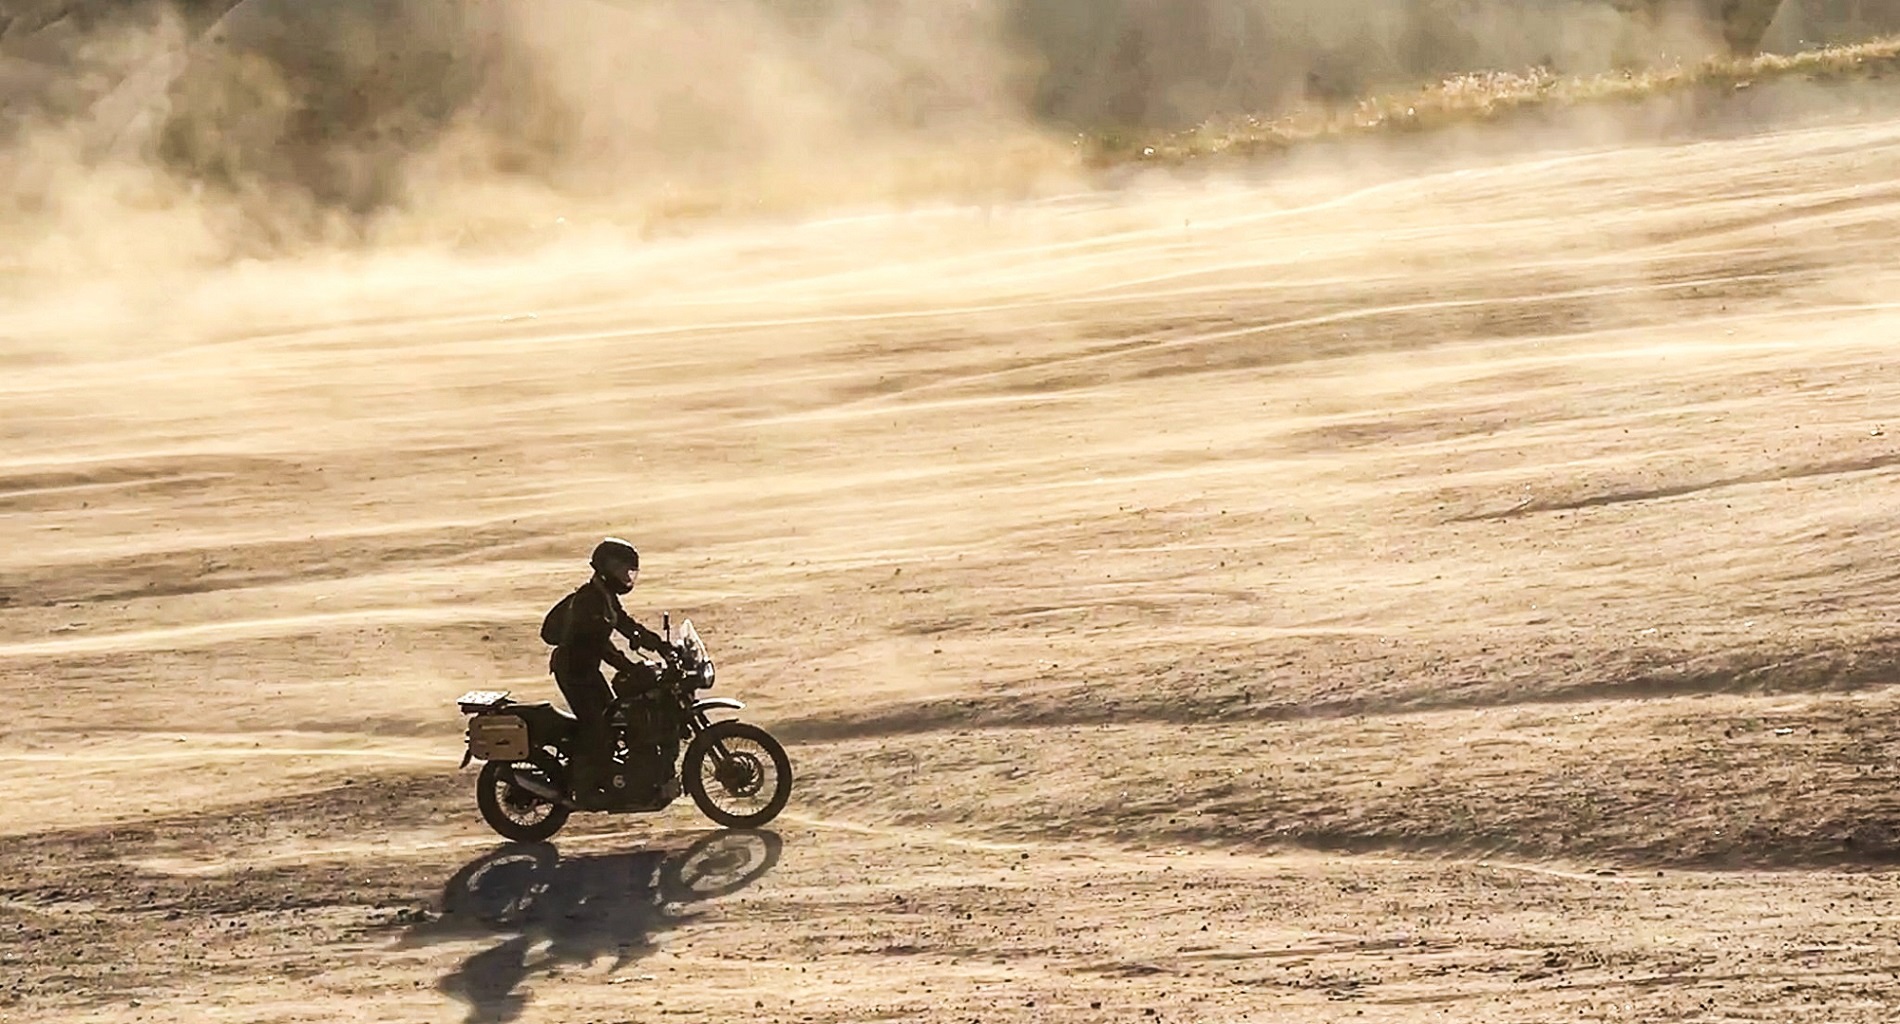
[515,701,576,724]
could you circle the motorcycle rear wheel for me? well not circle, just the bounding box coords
[683,721,792,829]
[477,755,571,843]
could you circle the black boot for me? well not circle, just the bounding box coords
[567,749,615,810]
[568,713,618,809]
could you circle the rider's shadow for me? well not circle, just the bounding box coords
[397,830,783,1024]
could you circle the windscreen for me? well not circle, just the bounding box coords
[677,619,707,666]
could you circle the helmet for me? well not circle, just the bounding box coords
[589,537,640,593]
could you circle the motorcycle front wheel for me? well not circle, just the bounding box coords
[476,752,572,843]
[683,721,792,829]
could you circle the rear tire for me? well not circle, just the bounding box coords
[477,758,571,843]
[683,721,792,829]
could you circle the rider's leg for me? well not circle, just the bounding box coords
[554,664,613,803]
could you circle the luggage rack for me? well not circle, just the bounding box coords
[457,690,513,713]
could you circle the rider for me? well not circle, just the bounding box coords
[548,538,675,807]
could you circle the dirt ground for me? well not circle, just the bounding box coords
[7,85,1900,1022]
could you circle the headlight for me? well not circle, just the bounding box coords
[700,663,716,688]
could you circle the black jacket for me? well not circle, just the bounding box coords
[554,577,668,676]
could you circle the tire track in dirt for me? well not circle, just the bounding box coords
[1457,451,1900,520]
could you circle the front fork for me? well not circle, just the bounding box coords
[688,714,751,789]
[688,712,728,765]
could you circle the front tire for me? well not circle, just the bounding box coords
[683,721,792,829]
[477,758,571,843]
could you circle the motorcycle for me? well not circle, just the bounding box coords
[455,616,793,842]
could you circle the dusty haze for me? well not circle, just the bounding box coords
[6,0,1882,274]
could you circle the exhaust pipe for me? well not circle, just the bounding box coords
[503,766,569,805]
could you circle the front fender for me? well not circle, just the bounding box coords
[693,697,745,715]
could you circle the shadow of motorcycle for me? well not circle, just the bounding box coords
[397,829,783,1024]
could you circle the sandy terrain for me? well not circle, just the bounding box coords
[6,83,1900,1022]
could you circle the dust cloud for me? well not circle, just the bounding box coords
[0,0,1886,280]
[1016,0,1743,127]
[1,0,1071,276]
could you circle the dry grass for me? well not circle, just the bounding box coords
[1089,34,1900,166]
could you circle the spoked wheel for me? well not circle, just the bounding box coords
[476,750,572,843]
[683,721,792,829]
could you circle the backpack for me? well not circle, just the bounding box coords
[540,587,582,646]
